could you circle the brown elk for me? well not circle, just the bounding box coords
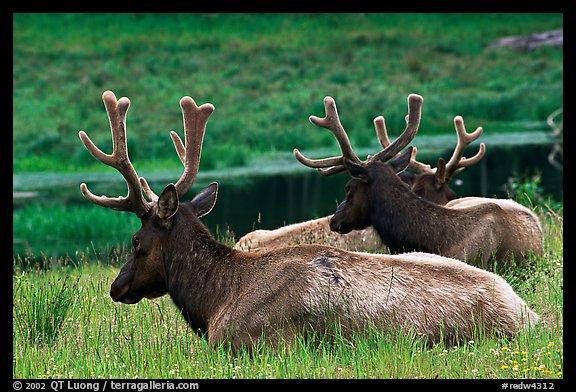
[79,90,539,353]
[295,94,543,268]
[234,109,486,253]
[234,216,383,253]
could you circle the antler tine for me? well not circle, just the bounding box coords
[292,149,344,169]
[373,116,390,149]
[409,146,435,174]
[139,130,189,203]
[294,96,362,175]
[369,94,423,163]
[174,96,215,197]
[373,114,433,175]
[317,165,348,176]
[138,105,213,203]
[444,115,485,179]
[546,107,563,137]
[170,131,187,166]
[79,90,151,217]
[139,177,158,202]
[309,96,362,163]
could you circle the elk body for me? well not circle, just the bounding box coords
[79,91,539,352]
[234,216,383,253]
[234,111,486,253]
[295,94,543,268]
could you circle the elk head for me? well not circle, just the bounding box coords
[79,91,217,304]
[294,94,422,234]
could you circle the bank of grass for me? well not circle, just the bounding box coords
[13,13,562,173]
[12,208,563,379]
[13,203,140,265]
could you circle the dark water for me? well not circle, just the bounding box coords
[13,142,563,261]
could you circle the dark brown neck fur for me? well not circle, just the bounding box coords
[369,164,468,254]
[163,205,240,335]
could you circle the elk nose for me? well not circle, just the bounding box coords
[110,283,130,302]
[329,216,340,232]
[110,269,133,302]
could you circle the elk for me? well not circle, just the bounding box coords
[234,109,486,253]
[295,94,543,268]
[234,215,383,253]
[79,90,539,353]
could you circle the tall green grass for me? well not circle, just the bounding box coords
[13,13,562,173]
[12,208,563,379]
[13,272,79,345]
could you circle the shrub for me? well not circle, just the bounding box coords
[505,172,562,213]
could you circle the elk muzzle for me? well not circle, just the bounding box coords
[110,264,143,304]
[329,201,354,234]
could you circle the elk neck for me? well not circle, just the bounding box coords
[368,165,466,254]
[161,204,241,335]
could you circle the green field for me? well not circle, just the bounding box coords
[13,208,563,379]
[13,13,562,173]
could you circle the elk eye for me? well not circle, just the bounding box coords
[132,237,140,250]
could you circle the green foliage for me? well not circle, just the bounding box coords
[506,173,563,213]
[13,272,79,345]
[13,13,562,173]
[201,143,251,171]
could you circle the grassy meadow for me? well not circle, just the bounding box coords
[13,13,563,381]
[13,13,562,174]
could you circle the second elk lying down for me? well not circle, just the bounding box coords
[79,90,539,353]
[234,216,383,253]
[234,101,486,253]
[295,94,543,268]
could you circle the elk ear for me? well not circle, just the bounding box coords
[343,158,369,183]
[435,157,448,189]
[389,146,413,174]
[190,182,218,218]
[158,184,179,220]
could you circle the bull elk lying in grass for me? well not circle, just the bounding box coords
[79,90,539,353]
[295,94,543,268]
[234,106,486,253]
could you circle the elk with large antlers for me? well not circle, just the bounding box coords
[295,94,543,268]
[234,110,486,253]
[79,90,539,352]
